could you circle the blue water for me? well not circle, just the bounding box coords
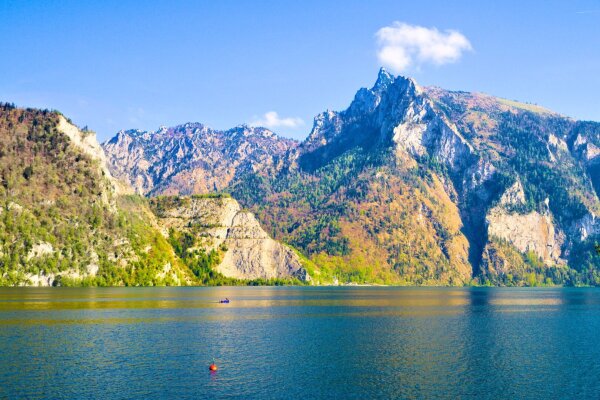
[1,287,599,399]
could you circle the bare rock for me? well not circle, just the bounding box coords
[486,208,564,264]
[154,197,310,281]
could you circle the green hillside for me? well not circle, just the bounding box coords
[0,104,190,286]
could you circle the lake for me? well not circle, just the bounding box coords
[1,287,599,399]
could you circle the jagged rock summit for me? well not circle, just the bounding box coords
[103,122,297,196]
[297,68,472,173]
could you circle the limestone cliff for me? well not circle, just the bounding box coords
[151,196,310,281]
[487,209,563,263]
[485,180,564,265]
[57,116,133,202]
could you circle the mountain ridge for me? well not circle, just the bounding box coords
[0,104,310,286]
[103,69,600,285]
[103,122,297,196]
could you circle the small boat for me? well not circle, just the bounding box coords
[219,298,230,303]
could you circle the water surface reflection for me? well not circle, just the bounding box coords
[1,287,599,399]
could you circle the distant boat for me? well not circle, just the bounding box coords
[219,298,230,303]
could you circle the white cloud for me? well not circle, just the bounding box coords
[376,22,472,73]
[250,111,304,129]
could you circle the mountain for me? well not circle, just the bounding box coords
[103,123,297,196]
[103,69,600,286]
[0,104,308,286]
[0,104,193,286]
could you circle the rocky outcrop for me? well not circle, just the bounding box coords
[219,211,310,281]
[572,131,600,163]
[153,196,310,281]
[297,68,473,171]
[57,116,133,204]
[57,116,107,166]
[26,242,54,261]
[568,122,600,198]
[497,180,526,207]
[153,196,239,242]
[571,213,600,241]
[487,210,563,263]
[486,181,564,264]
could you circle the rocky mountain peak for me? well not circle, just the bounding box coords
[102,119,298,195]
[303,71,409,146]
[108,128,144,143]
[373,67,394,91]
[228,124,278,139]
[347,70,419,116]
[299,69,467,172]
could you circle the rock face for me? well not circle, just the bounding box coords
[569,121,600,200]
[571,213,600,241]
[297,69,473,172]
[102,123,297,196]
[219,211,309,281]
[485,180,563,264]
[26,242,54,261]
[497,180,526,207]
[487,209,563,263]
[57,116,132,200]
[152,196,310,281]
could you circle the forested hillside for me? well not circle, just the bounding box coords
[0,104,194,286]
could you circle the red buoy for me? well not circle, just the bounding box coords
[209,363,218,371]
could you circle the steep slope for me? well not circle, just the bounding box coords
[568,121,600,200]
[102,123,297,195]
[149,195,310,282]
[425,86,600,283]
[0,104,192,286]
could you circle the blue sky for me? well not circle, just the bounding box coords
[1,0,599,141]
